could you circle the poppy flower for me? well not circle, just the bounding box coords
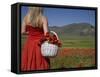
[53,35,57,40]
[39,32,62,47]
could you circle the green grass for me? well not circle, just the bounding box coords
[21,34,95,69]
[21,35,95,48]
[59,35,95,48]
[50,55,95,69]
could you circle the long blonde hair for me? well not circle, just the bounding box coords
[25,7,44,28]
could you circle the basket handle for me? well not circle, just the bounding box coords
[50,31,59,40]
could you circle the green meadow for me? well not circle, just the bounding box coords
[21,34,95,69]
[59,35,95,48]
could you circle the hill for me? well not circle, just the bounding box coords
[49,23,95,36]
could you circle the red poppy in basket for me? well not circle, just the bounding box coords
[39,32,62,47]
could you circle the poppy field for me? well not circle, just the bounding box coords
[21,35,95,69]
[49,35,95,69]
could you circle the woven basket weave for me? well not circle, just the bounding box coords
[41,31,59,57]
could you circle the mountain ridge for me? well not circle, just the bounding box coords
[49,23,95,36]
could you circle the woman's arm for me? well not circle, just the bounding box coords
[21,17,26,34]
[21,16,29,34]
[42,16,49,35]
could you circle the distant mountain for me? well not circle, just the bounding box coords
[49,23,95,36]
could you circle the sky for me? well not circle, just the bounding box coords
[21,6,95,27]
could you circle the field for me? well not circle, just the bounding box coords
[59,35,95,48]
[50,48,95,69]
[21,34,95,69]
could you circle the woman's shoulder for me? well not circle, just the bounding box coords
[24,15,31,25]
[42,16,48,23]
[42,16,47,19]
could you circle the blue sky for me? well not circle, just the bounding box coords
[21,6,95,27]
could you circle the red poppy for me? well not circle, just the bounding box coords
[39,32,62,47]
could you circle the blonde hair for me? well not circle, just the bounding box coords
[25,7,44,28]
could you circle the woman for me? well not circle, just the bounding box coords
[21,7,50,71]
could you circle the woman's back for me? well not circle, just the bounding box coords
[21,25,50,71]
[26,25,44,38]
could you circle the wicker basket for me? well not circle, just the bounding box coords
[41,31,59,57]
